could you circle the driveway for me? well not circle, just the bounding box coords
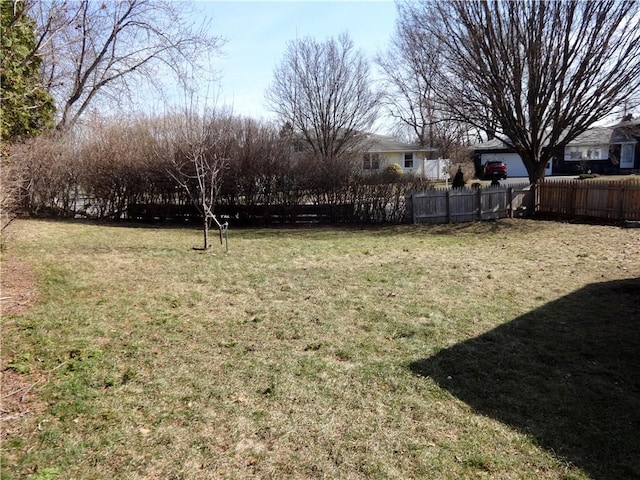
[480,175,579,186]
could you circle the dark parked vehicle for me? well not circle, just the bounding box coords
[484,160,508,179]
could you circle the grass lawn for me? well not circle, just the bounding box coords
[1,219,639,479]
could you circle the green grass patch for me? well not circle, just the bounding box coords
[1,219,639,479]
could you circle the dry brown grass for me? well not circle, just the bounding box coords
[1,218,639,479]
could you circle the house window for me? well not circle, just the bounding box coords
[569,150,582,160]
[404,153,414,169]
[620,144,635,168]
[362,153,380,170]
[565,146,608,161]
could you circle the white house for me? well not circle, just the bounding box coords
[360,133,449,180]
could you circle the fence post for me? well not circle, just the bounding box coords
[508,187,513,218]
[477,187,483,221]
[405,191,414,224]
[447,190,452,224]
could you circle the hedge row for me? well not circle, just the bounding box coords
[7,116,432,224]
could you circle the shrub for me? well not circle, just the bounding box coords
[578,173,599,180]
[383,163,403,182]
[452,166,466,188]
[9,132,81,216]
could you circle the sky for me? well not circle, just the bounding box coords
[189,0,398,125]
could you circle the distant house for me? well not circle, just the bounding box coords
[359,133,449,180]
[473,118,640,178]
[558,118,640,174]
[472,137,553,178]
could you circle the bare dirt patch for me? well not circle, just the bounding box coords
[1,256,43,457]
[1,258,38,317]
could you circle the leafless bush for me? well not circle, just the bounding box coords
[1,145,26,235]
[8,131,81,216]
[78,117,170,218]
[351,171,431,223]
[6,112,433,226]
[222,118,301,207]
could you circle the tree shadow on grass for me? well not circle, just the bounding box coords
[409,278,640,480]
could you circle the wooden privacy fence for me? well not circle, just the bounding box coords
[125,179,640,225]
[407,184,533,224]
[126,202,357,224]
[407,179,640,224]
[536,179,640,221]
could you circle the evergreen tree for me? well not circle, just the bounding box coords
[1,0,55,142]
[452,166,465,188]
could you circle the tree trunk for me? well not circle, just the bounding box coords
[203,216,209,250]
[521,151,551,184]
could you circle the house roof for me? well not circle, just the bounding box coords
[474,119,640,152]
[471,136,511,152]
[565,126,613,146]
[473,128,616,150]
[609,119,640,144]
[567,121,640,146]
[362,133,437,154]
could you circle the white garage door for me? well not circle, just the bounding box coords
[481,152,552,178]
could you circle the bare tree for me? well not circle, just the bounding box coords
[266,33,381,164]
[28,0,224,130]
[420,0,640,183]
[378,3,493,159]
[161,110,230,251]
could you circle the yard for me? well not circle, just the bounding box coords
[1,219,639,479]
